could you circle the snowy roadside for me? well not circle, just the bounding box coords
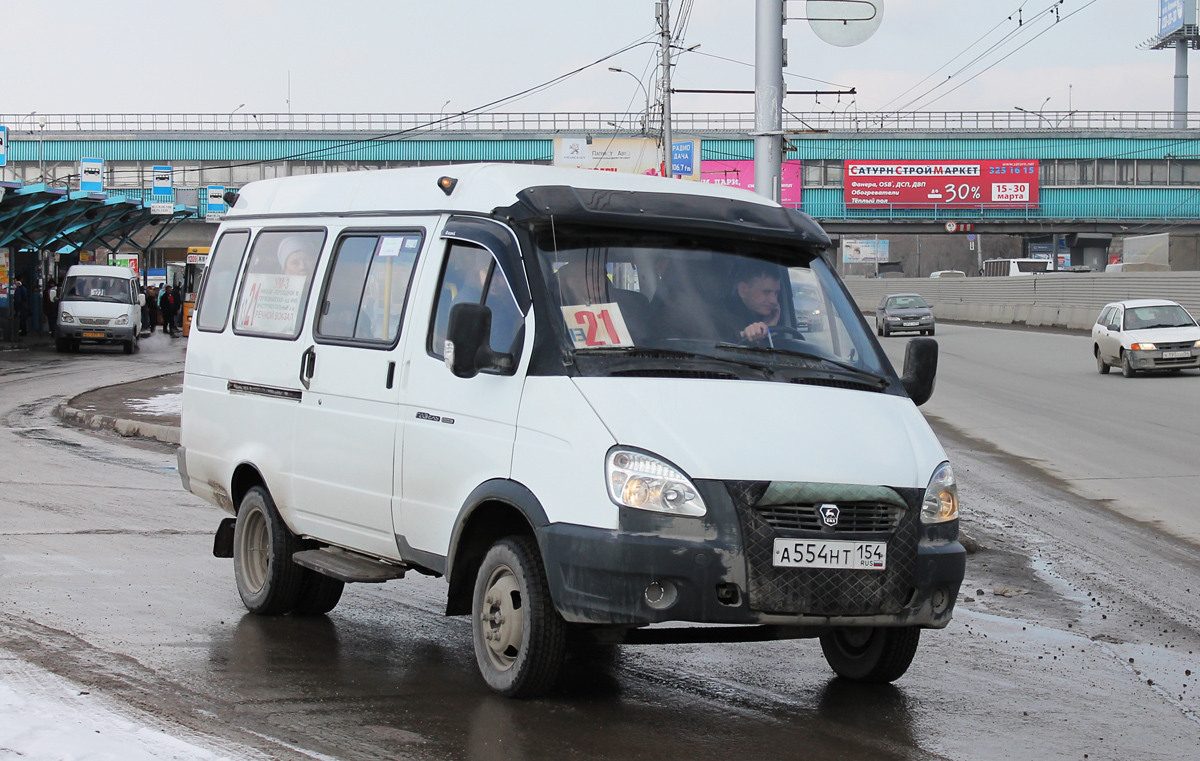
[0,651,241,761]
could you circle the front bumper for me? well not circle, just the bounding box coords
[886,317,935,331]
[537,480,965,631]
[1130,349,1200,370]
[59,324,136,342]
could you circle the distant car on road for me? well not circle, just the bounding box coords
[929,270,966,278]
[791,282,824,332]
[1092,299,1200,377]
[876,293,935,337]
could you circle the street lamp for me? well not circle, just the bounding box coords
[608,67,651,134]
[1014,98,1054,128]
[228,103,245,130]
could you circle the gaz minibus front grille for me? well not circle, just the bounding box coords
[725,480,919,617]
[754,503,904,532]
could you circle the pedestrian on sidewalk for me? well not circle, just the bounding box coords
[172,285,185,334]
[159,285,177,337]
[146,286,159,334]
[42,279,57,336]
[13,280,29,337]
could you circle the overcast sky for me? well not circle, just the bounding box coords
[0,0,1185,117]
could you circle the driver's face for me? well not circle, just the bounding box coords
[738,276,780,317]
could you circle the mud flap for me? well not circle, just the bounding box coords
[213,518,236,558]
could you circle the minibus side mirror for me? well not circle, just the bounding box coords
[445,303,513,378]
[138,293,146,307]
[901,338,938,406]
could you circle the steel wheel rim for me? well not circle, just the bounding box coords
[238,508,270,594]
[480,564,524,671]
[834,627,874,656]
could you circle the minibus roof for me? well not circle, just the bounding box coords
[226,163,829,247]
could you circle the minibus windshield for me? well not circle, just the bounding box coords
[61,276,132,304]
[534,227,888,382]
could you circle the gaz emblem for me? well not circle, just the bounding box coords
[819,504,840,527]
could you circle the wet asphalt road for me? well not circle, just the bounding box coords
[1,328,1198,761]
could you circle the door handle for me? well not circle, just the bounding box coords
[300,346,316,390]
[386,361,396,389]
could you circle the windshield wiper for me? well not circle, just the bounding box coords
[713,343,890,386]
[1140,323,1193,330]
[576,345,773,373]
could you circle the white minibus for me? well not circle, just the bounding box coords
[179,164,964,697]
[982,257,1054,276]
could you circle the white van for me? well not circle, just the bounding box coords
[55,264,145,353]
[179,164,964,697]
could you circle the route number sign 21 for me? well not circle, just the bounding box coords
[561,304,635,348]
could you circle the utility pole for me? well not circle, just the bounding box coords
[754,0,784,202]
[657,1,673,176]
[1175,39,1189,129]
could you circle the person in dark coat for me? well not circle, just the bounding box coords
[42,279,58,335]
[146,286,159,334]
[159,285,178,337]
[13,280,29,336]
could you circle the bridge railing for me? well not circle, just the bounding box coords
[3,111,1200,134]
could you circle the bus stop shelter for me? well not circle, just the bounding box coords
[0,181,195,340]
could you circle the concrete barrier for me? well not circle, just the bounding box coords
[844,272,1200,330]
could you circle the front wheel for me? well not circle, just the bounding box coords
[819,626,920,683]
[233,487,306,615]
[123,339,135,355]
[472,536,567,697]
[1121,351,1137,378]
[55,337,70,353]
[1096,347,1110,374]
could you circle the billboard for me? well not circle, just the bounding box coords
[1159,0,1194,36]
[842,238,889,263]
[700,160,803,205]
[553,137,701,180]
[845,159,1039,208]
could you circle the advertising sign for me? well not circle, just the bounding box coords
[206,185,226,222]
[0,126,7,168]
[1159,0,1193,36]
[845,160,1039,208]
[80,157,104,192]
[553,137,701,180]
[111,252,139,275]
[0,249,9,308]
[842,238,890,263]
[151,202,175,215]
[152,166,173,195]
[700,160,803,205]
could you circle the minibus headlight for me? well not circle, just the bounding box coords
[60,312,74,324]
[115,314,129,325]
[921,461,959,523]
[605,448,706,517]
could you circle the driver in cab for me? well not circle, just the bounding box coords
[723,262,782,344]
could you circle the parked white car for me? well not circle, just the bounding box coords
[1092,299,1200,377]
[179,164,964,697]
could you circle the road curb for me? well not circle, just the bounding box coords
[53,373,183,448]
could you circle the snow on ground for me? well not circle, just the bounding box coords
[0,651,239,761]
[124,392,183,417]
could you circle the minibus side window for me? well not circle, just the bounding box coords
[196,231,250,332]
[316,232,422,346]
[231,229,326,340]
[428,242,524,368]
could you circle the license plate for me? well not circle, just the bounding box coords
[1162,350,1192,359]
[902,321,919,327]
[81,331,105,338]
[772,539,887,570]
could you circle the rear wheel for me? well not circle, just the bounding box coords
[472,535,567,697]
[819,626,921,683]
[882,325,890,337]
[292,570,345,615]
[1095,346,1110,374]
[233,487,306,615]
[1121,351,1137,378]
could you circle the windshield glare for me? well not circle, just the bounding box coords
[1125,305,1196,330]
[62,276,132,304]
[535,228,886,377]
[887,296,928,310]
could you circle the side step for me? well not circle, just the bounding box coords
[292,548,407,584]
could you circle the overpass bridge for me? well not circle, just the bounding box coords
[3,109,1200,278]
